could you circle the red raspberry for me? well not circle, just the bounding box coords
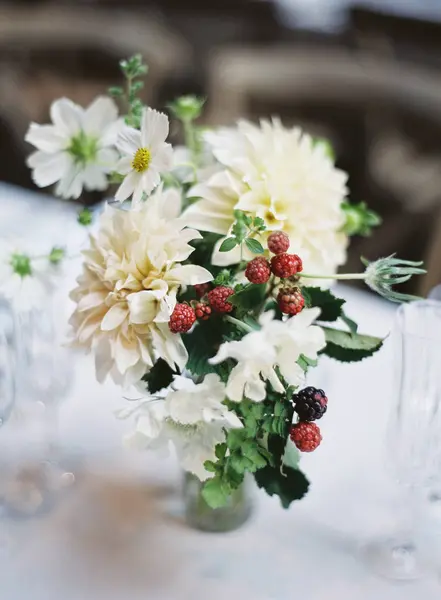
[169,303,196,333]
[270,253,303,278]
[245,257,271,284]
[207,286,235,313]
[194,302,212,321]
[267,231,290,255]
[277,287,305,315]
[290,422,322,452]
[194,283,211,298]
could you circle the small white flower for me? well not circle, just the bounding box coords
[115,107,173,206]
[124,374,242,480]
[210,308,326,402]
[0,240,55,313]
[25,96,122,199]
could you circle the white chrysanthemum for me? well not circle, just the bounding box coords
[115,107,173,206]
[210,308,325,402]
[125,374,242,480]
[183,119,349,276]
[26,96,122,199]
[69,186,212,387]
[0,240,55,313]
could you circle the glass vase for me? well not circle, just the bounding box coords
[360,299,441,580]
[183,472,253,532]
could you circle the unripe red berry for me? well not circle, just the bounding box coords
[194,302,212,321]
[169,303,196,333]
[207,286,235,313]
[270,253,303,278]
[290,422,322,452]
[245,257,271,284]
[267,231,290,254]
[277,287,305,315]
[194,283,210,298]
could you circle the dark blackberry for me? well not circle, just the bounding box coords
[293,386,328,421]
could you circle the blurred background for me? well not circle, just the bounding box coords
[1,0,441,295]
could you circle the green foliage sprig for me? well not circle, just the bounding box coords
[109,54,148,129]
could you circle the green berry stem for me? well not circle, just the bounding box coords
[225,315,254,333]
[300,272,367,281]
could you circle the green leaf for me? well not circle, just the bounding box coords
[168,95,205,122]
[215,443,227,460]
[203,460,218,473]
[108,86,124,97]
[202,476,229,509]
[297,354,318,372]
[282,441,301,470]
[322,327,383,362]
[341,312,358,334]
[219,237,238,252]
[341,201,382,237]
[226,429,246,451]
[77,206,93,226]
[302,286,345,322]
[245,238,264,254]
[229,453,255,474]
[255,464,310,508]
[141,358,175,394]
[229,284,266,311]
[253,216,266,231]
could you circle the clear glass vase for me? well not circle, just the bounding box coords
[183,472,253,532]
[360,299,441,580]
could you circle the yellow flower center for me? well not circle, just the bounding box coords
[132,147,151,173]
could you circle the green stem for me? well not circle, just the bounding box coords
[183,120,198,162]
[126,75,133,124]
[300,272,367,281]
[225,316,255,334]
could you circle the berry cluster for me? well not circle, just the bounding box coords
[244,230,305,315]
[169,284,236,333]
[289,386,329,452]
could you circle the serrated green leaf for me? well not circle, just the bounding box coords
[254,464,310,508]
[227,429,246,451]
[340,312,358,334]
[245,238,264,254]
[202,476,229,508]
[302,286,345,321]
[229,284,266,311]
[219,237,238,252]
[203,460,218,473]
[215,443,227,460]
[141,358,175,394]
[322,327,383,362]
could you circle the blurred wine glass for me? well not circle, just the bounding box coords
[361,300,441,580]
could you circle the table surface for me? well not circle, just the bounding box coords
[1,183,441,600]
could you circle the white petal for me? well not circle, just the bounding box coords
[266,368,285,394]
[115,171,139,202]
[117,127,142,156]
[244,377,267,402]
[141,107,169,150]
[133,176,147,206]
[25,124,67,153]
[83,165,108,191]
[166,265,213,286]
[55,166,84,199]
[83,96,118,136]
[127,290,159,325]
[150,144,173,172]
[94,338,114,384]
[225,364,247,402]
[114,335,140,373]
[100,118,125,147]
[115,156,133,176]
[77,291,106,312]
[141,168,160,197]
[101,303,128,331]
[159,187,182,220]
[97,147,119,172]
[27,151,71,187]
[50,98,83,135]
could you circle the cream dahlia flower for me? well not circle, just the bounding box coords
[115,107,173,206]
[183,119,349,276]
[69,186,212,387]
[26,97,122,199]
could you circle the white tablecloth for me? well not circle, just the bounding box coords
[1,184,440,599]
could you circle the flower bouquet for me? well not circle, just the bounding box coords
[24,55,424,511]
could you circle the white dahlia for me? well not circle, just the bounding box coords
[69,186,212,387]
[183,119,349,276]
[125,374,242,480]
[26,97,122,199]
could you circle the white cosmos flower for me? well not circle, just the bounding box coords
[25,96,122,199]
[124,374,242,480]
[210,308,325,402]
[115,107,174,206]
[0,240,56,313]
[183,119,349,277]
[68,186,212,387]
